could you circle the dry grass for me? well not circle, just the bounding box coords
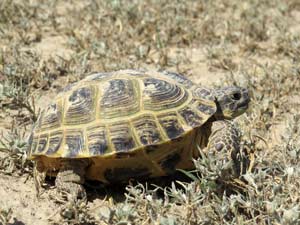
[0,0,300,224]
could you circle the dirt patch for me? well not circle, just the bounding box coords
[0,174,56,225]
[32,36,74,60]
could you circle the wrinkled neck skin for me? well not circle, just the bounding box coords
[213,100,227,120]
[192,108,233,159]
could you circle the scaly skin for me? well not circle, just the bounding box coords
[55,159,90,202]
[207,120,244,179]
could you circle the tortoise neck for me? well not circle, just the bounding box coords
[193,123,212,158]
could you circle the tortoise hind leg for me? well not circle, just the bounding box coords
[55,159,90,202]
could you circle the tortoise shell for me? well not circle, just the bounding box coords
[28,70,217,183]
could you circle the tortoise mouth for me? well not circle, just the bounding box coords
[237,97,250,109]
[238,101,249,109]
[238,88,250,109]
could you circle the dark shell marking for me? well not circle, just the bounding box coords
[100,79,139,119]
[193,87,215,101]
[39,102,62,131]
[46,131,63,155]
[158,113,184,139]
[109,122,136,152]
[104,167,151,183]
[196,103,216,115]
[143,78,188,111]
[65,86,96,125]
[37,134,48,153]
[179,107,204,127]
[87,125,108,155]
[132,115,162,145]
[64,131,84,157]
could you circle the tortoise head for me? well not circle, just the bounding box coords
[213,86,250,119]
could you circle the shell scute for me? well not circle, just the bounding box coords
[39,101,62,131]
[179,107,204,127]
[65,86,96,125]
[158,113,185,139]
[37,134,48,153]
[64,130,85,157]
[46,131,63,155]
[109,122,136,152]
[87,125,108,156]
[193,87,214,101]
[196,102,216,115]
[132,115,162,145]
[100,79,139,119]
[143,77,188,111]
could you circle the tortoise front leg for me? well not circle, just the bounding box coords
[55,159,90,203]
[207,120,247,179]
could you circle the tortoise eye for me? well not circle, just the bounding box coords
[232,92,241,100]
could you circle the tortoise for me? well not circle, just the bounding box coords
[27,69,250,201]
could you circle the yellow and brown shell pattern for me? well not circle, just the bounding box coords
[28,70,217,182]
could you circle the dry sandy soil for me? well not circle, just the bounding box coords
[1,1,300,225]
